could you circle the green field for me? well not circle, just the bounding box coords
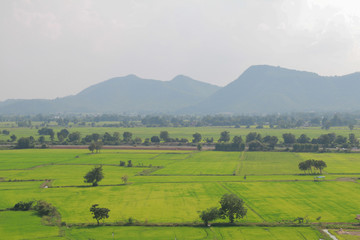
[1,149,360,239]
[1,125,359,143]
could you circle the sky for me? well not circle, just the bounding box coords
[1,0,360,101]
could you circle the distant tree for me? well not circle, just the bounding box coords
[262,136,278,149]
[134,137,142,145]
[349,124,354,131]
[297,134,310,144]
[246,132,261,143]
[90,204,110,225]
[150,136,160,143]
[349,133,359,147]
[199,207,220,226]
[160,131,169,142]
[248,140,265,151]
[219,194,247,223]
[10,134,17,142]
[123,132,133,143]
[127,160,133,167]
[88,142,96,153]
[57,129,69,142]
[192,133,202,143]
[84,166,104,186]
[68,132,81,143]
[121,175,129,184]
[119,161,125,166]
[282,133,296,144]
[232,136,243,144]
[334,135,347,145]
[16,137,35,149]
[205,137,214,143]
[197,143,203,151]
[38,136,45,144]
[218,131,230,142]
[2,130,10,135]
[95,141,103,153]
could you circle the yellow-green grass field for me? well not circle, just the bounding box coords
[1,148,360,239]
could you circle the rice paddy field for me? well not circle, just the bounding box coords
[1,149,360,239]
[0,124,359,143]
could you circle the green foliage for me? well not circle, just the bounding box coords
[119,161,125,166]
[127,160,133,167]
[192,132,202,143]
[12,201,33,211]
[218,131,230,142]
[123,132,133,143]
[197,143,202,151]
[84,165,104,186]
[90,204,110,225]
[219,194,247,223]
[16,137,35,149]
[298,159,327,174]
[199,207,220,226]
[150,136,160,143]
[160,131,169,142]
[215,143,245,151]
[33,200,58,217]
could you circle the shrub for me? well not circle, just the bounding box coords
[13,201,34,211]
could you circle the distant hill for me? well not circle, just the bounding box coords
[0,75,220,114]
[184,65,360,113]
[1,65,360,114]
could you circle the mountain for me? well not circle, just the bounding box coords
[0,75,220,114]
[184,65,360,113]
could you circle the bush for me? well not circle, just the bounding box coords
[33,200,58,217]
[120,161,125,166]
[13,201,34,211]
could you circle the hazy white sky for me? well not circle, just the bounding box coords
[1,0,360,101]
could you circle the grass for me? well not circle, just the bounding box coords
[0,211,60,240]
[64,226,323,240]
[0,148,359,239]
[224,181,360,223]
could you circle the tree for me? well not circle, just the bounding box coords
[88,142,96,153]
[349,124,354,130]
[297,134,310,144]
[197,143,202,151]
[246,132,261,143]
[90,204,110,225]
[282,133,296,144]
[192,133,202,143]
[199,207,220,226]
[232,136,243,144]
[127,160,133,167]
[123,132,133,143]
[16,137,35,149]
[38,136,45,144]
[68,132,81,143]
[219,194,247,223]
[84,166,104,186]
[160,131,169,142]
[95,141,103,153]
[218,131,230,142]
[121,175,128,184]
[248,140,265,151]
[57,129,69,142]
[151,136,160,143]
[10,134,17,142]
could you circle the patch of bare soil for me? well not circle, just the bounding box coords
[337,228,360,236]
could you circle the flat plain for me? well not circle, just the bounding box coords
[1,149,360,239]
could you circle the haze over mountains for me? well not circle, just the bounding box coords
[1,65,360,114]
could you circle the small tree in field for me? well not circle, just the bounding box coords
[121,175,129,184]
[90,204,110,225]
[199,207,220,226]
[88,142,96,153]
[219,194,247,223]
[84,166,104,186]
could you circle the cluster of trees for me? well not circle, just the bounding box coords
[199,194,247,225]
[1,112,358,129]
[298,159,327,174]
[283,133,359,151]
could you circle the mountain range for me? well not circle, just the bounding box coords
[1,65,360,114]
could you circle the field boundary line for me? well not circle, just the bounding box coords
[235,151,245,176]
[218,182,266,222]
